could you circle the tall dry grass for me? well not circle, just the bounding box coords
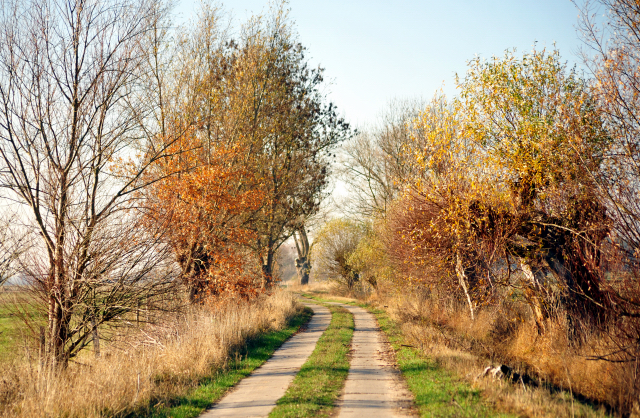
[372,288,620,417]
[0,290,300,418]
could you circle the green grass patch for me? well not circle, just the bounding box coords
[137,307,314,418]
[0,291,39,362]
[372,307,514,418]
[0,301,21,360]
[269,305,354,418]
[301,294,514,418]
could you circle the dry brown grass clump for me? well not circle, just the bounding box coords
[286,280,337,295]
[0,290,300,418]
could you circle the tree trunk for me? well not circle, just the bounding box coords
[91,317,100,358]
[294,227,311,285]
[521,261,548,334]
[262,262,273,288]
[455,253,475,320]
[296,258,310,285]
[261,245,276,289]
[47,297,71,369]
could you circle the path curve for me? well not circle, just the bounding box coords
[332,303,416,417]
[201,303,331,418]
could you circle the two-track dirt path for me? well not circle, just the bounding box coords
[200,303,331,418]
[200,299,416,417]
[331,303,415,418]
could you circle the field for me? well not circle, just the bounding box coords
[0,290,37,363]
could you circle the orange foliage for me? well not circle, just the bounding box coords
[145,127,265,301]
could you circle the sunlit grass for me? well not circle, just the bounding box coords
[143,307,314,418]
[0,290,39,362]
[302,293,515,418]
[0,291,302,418]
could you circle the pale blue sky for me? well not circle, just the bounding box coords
[175,0,588,128]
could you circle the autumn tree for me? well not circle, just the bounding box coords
[387,50,611,327]
[457,48,611,328]
[385,95,489,319]
[142,5,267,302]
[0,0,181,368]
[235,9,351,286]
[312,218,366,290]
[144,133,264,301]
[141,4,350,296]
[344,221,390,289]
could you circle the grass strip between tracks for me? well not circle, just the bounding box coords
[302,294,514,418]
[269,304,354,418]
[135,306,314,418]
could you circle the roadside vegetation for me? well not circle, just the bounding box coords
[303,291,609,418]
[302,2,640,416]
[0,291,302,418]
[371,303,514,418]
[147,306,313,418]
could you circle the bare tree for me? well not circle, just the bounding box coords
[575,1,640,369]
[0,0,182,368]
[0,214,30,285]
[577,0,640,265]
[340,98,425,218]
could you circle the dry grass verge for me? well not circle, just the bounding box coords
[302,284,615,417]
[382,291,615,417]
[0,290,300,418]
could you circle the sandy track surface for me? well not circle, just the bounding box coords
[200,303,331,418]
[332,303,416,418]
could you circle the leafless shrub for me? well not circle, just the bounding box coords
[0,0,185,368]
